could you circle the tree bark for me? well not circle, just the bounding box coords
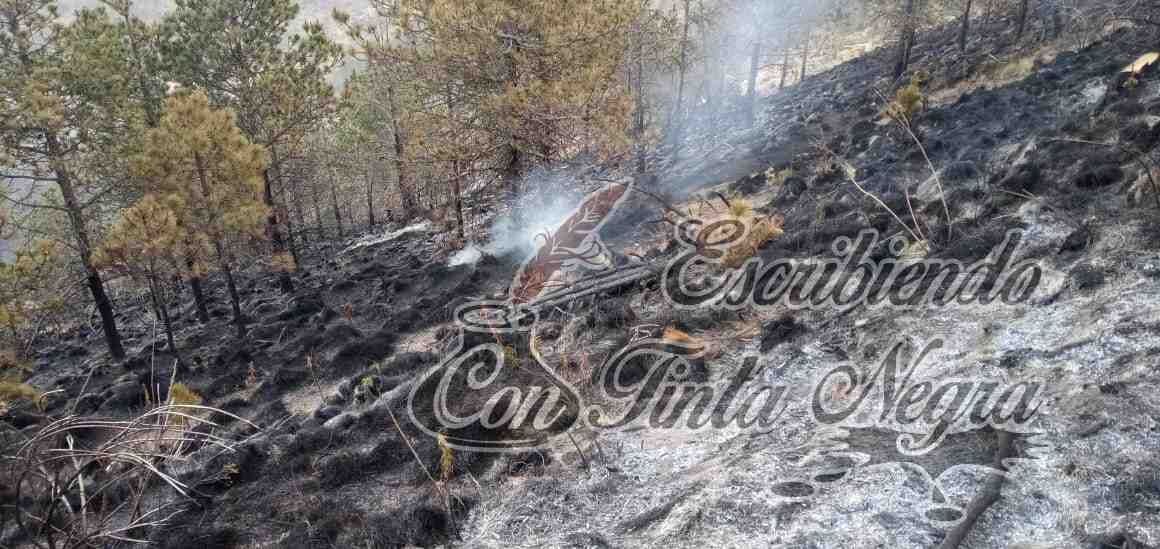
[699,0,715,121]
[633,21,648,174]
[216,244,245,339]
[1016,0,1030,41]
[47,135,125,360]
[193,152,248,337]
[272,159,301,270]
[799,31,810,83]
[262,147,294,294]
[365,160,376,227]
[311,169,325,238]
[745,33,762,127]
[672,0,692,157]
[959,0,973,52]
[385,83,415,216]
[452,161,466,241]
[779,49,791,90]
[893,0,918,80]
[290,171,308,245]
[269,147,301,271]
[188,268,210,323]
[148,278,181,366]
[1051,4,1064,38]
[331,181,345,238]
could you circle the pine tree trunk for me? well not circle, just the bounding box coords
[745,34,762,127]
[699,0,715,121]
[779,49,790,90]
[1051,5,1064,38]
[268,152,301,271]
[311,172,325,238]
[274,165,301,270]
[331,183,345,238]
[47,134,125,360]
[188,270,210,323]
[365,161,376,227]
[1016,0,1030,41]
[959,0,973,52]
[799,31,810,82]
[452,160,465,241]
[633,22,647,175]
[444,84,467,239]
[672,0,692,157]
[499,28,525,191]
[291,172,308,245]
[216,246,245,340]
[191,152,248,336]
[893,0,918,81]
[148,278,181,366]
[386,84,415,216]
[85,271,124,359]
[262,164,294,293]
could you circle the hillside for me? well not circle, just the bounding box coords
[3,1,1160,548]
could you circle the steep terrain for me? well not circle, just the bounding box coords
[6,9,1160,549]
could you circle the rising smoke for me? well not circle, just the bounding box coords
[448,168,587,267]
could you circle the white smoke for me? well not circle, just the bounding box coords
[448,243,483,267]
[447,169,587,267]
[341,221,432,256]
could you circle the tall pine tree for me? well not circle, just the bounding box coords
[160,0,340,293]
[132,92,270,339]
[0,1,160,360]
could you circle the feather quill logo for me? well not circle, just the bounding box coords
[408,181,631,452]
[510,182,629,304]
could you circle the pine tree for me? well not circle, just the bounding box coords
[0,1,161,360]
[0,238,64,354]
[160,0,341,293]
[132,92,270,339]
[861,0,933,80]
[95,194,198,362]
[340,0,640,194]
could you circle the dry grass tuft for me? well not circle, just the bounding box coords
[270,251,297,273]
[929,48,1056,106]
[167,382,203,427]
[438,432,455,481]
[995,57,1036,81]
[885,79,925,123]
[683,193,785,270]
[502,345,519,366]
[168,382,203,407]
[728,197,754,218]
[0,380,43,409]
[722,216,785,269]
[2,405,253,547]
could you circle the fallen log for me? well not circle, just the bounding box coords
[528,263,660,312]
